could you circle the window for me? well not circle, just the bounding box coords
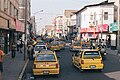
[36,54,56,61]
[90,14,93,20]
[14,7,18,18]
[4,0,8,12]
[84,51,100,58]
[10,2,12,16]
[0,0,1,10]
[94,12,96,21]
[104,12,108,20]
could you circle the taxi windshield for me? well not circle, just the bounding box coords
[36,54,56,61]
[84,51,100,58]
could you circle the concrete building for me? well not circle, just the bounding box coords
[0,0,19,54]
[19,0,31,40]
[54,16,63,38]
[63,10,78,39]
[76,1,114,47]
[108,0,120,49]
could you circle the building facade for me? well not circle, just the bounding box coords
[19,0,31,40]
[63,10,78,39]
[0,0,19,54]
[76,1,114,47]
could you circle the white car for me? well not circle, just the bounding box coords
[33,45,47,58]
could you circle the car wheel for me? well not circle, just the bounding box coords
[99,69,103,72]
[79,66,84,72]
[55,74,60,78]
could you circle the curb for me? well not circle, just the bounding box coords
[18,59,29,80]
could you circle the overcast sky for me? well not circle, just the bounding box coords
[31,0,105,32]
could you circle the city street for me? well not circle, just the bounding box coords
[24,47,120,80]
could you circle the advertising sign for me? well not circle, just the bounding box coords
[80,28,96,33]
[98,24,108,32]
[109,22,118,32]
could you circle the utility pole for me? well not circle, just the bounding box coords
[101,8,103,43]
[117,0,120,49]
[24,0,27,60]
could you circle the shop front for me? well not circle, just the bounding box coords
[97,24,109,45]
[15,19,24,40]
[80,27,98,41]
[109,22,118,49]
[0,16,9,54]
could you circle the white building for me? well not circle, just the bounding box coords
[54,16,63,38]
[76,1,114,43]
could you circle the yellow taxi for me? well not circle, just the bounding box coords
[33,50,60,76]
[59,41,65,50]
[49,41,61,51]
[72,49,104,72]
[70,41,82,51]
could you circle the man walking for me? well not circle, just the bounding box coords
[11,43,16,58]
[0,45,5,72]
[17,39,20,52]
[27,42,33,60]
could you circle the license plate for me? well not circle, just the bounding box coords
[43,70,49,74]
[90,65,96,69]
[54,49,57,50]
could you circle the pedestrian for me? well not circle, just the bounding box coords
[17,39,20,52]
[0,45,5,72]
[20,39,23,53]
[27,44,33,60]
[11,43,16,58]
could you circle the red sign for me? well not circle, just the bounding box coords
[80,28,96,33]
[15,19,24,32]
[98,24,108,32]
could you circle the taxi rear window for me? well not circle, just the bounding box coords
[83,51,100,58]
[35,46,46,51]
[36,54,56,61]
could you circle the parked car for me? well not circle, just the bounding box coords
[33,50,60,77]
[72,49,104,72]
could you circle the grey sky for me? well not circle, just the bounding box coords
[31,0,105,32]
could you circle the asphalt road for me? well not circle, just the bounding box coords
[24,47,120,80]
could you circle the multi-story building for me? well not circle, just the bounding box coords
[63,10,78,39]
[0,0,19,54]
[54,16,63,38]
[76,1,114,47]
[19,0,31,40]
[108,0,120,49]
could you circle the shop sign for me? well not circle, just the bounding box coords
[98,24,109,32]
[109,22,118,32]
[80,28,96,33]
[15,19,24,32]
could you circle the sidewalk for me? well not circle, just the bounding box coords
[2,51,27,80]
[106,48,118,55]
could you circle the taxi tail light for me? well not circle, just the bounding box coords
[81,60,84,64]
[101,60,103,64]
[56,63,59,68]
